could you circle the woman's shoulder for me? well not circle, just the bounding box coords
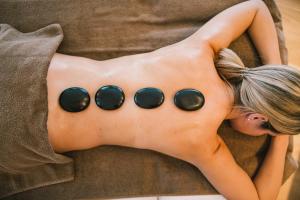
[149,36,214,61]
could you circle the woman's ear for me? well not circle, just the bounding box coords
[247,113,269,121]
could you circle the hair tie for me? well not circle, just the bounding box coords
[241,67,250,79]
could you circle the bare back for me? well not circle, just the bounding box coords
[47,41,233,156]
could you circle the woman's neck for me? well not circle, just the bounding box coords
[223,83,240,120]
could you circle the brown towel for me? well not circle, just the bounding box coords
[0,23,74,198]
[0,0,298,199]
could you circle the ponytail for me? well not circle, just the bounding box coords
[214,48,249,84]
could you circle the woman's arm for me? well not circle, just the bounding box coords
[253,135,289,200]
[189,134,288,200]
[184,0,281,64]
[190,135,260,200]
[247,0,282,64]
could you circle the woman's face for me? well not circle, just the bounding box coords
[229,112,277,136]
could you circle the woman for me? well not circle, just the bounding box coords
[46,0,299,199]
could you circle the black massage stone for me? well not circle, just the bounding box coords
[134,87,164,109]
[59,87,90,112]
[95,85,125,110]
[174,88,205,111]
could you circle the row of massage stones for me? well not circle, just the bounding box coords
[59,85,205,112]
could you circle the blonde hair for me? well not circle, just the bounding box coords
[214,48,300,135]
